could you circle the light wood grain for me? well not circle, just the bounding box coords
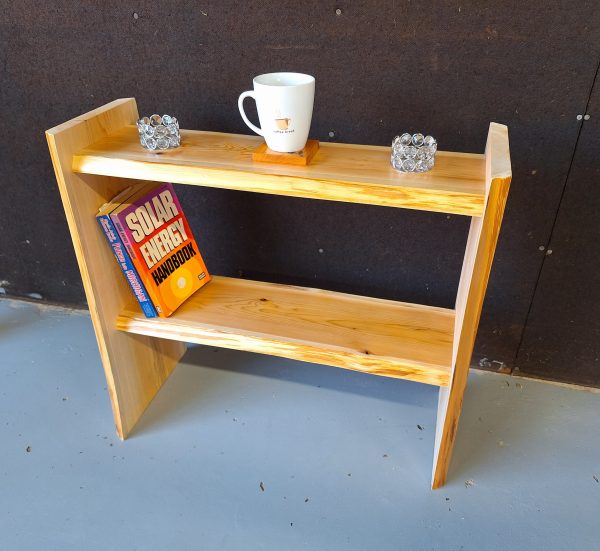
[116,276,455,387]
[73,125,486,216]
[46,98,185,439]
[48,97,511,488]
[252,139,320,165]
[432,123,511,488]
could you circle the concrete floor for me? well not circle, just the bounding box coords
[1,298,599,550]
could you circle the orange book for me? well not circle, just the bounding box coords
[110,183,211,317]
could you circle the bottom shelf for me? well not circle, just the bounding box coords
[116,276,454,387]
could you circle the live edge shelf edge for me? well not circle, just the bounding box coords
[72,126,487,217]
[115,276,455,387]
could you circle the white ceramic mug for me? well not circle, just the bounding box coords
[238,72,315,153]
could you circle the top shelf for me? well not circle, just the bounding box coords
[72,126,486,216]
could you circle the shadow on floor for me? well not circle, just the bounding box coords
[132,344,437,437]
[446,373,599,485]
[0,300,43,339]
[131,343,600,493]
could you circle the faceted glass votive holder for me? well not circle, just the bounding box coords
[136,114,181,151]
[391,133,437,173]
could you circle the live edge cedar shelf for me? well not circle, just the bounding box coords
[46,98,511,489]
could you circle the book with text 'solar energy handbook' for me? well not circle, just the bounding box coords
[108,182,211,317]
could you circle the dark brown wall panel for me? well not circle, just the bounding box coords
[515,67,600,387]
[1,2,599,377]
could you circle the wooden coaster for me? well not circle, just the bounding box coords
[252,139,320,166]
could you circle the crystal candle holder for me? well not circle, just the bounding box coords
[136,114,180,151]
[391,133,437,173]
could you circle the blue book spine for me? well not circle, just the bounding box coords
[96,214,158,318]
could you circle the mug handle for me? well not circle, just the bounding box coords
[238,91,263,136]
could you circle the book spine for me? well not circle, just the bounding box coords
[111,213,165,316]
[96,214,158,319]
[112,218,137,260]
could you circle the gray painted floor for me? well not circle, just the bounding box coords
[1,298,599,550]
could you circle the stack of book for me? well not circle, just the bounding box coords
[96,183,211,317]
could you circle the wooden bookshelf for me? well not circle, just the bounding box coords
[46,98,511,489]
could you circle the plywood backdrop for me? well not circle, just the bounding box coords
[1,2,599,384]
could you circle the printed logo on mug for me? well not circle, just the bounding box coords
[238,72,315,153]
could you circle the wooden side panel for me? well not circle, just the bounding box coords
[46,99,185,439]
[432,123,511,488]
